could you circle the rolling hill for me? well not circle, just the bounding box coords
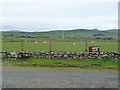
[2,29,118,38]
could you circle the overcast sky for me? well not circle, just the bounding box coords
[0,0,119,32]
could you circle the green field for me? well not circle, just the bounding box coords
[1,30,119,69]
[2,29,118,52]
[2,57,119,69]
[2,41,118,52]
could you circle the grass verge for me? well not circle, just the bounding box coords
[2,57,119,70]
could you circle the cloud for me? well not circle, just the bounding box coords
[1,0,119,3]
[1,0,118,31]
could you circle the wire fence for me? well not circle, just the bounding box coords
[2,31,118,52]
[2,40,118,52]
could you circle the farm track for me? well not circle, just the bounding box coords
[2,66,118,88]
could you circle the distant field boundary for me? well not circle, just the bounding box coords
[3,40,86,42]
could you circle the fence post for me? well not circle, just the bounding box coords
[21,41,24,52]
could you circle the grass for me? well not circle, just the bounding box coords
[2,41,118,52]
[2,57,119,69]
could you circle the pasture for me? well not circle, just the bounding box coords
[2,41,118,52]
[2,32,119,69]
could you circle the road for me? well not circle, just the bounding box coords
[2,66,118,88]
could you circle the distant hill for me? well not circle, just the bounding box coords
[48,29,118,37]
[2,30,23,32]
[2,29,118,37]
[105,29,118,32]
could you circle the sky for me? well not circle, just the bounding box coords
[0,0,119,32]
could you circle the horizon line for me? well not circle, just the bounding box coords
[0,28,118,32]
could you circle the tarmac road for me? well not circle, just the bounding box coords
[2,66,118,88]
